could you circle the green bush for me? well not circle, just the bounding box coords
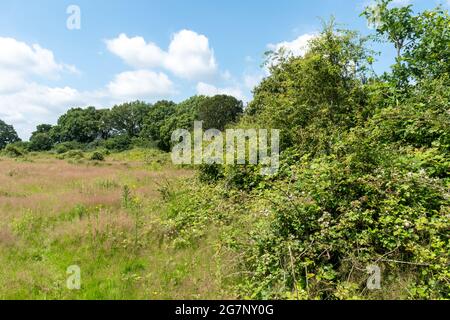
[54,141,84,154]
[55,144,69,154]
[90,151,105,161]
[29,133,53,151]
[3,144,26,158]
[198,164,224,183]
[104,135,132,152]
[59,150,84,160]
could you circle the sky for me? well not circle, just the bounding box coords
[0,0,448,139]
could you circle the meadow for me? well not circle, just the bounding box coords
[0,149,233,299]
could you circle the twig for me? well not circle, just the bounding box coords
[378,259,431,267]
[288,245,299,300]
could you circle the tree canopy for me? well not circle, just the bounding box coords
[0,119,20,149]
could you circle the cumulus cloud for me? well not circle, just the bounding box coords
[196,82,246,102]
[107,70,175,99]
[105,34,166,69]
[0,37,78,79]
[0,83,89,139]
[165,30,217,79]
[106,30,217,80]
[0,37,85,138]
[268,33,316,58]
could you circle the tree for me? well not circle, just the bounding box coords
[109,101,150,137]
[32,124,52,136]
[29,133,53,151]
[363,0,417,59]
[159,96,207,151]
[363,0,450,86]
[246,21,372,152]
[198,95,243,131]
[0,119,20,149]
[28,124,54,151]
[97,109,113,140]
[141,100,177,142]
[56,107,104,143]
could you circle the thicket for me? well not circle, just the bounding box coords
[160,0,450,299]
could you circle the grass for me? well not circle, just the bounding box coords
[0,150,232,299]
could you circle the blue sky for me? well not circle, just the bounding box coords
[0,0,448,139]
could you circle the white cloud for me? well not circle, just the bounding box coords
[165,30,217,79]
[105,34,166,69]
[0,70,27,94]
[0,83,88,139]
[0,37,78,79]
[0,37,83,138]
[196,82,246,102]
[107,70,175,99]
[268,33,316,58]
[106,30,217,80]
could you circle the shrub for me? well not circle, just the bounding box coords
[29,133,53,151]
[64,150,84,159]
[3,144,26,158]
[198,164,224,183]
[54,141,84,154]
[131,136,158,149]
[104,135,132,152]
[55,144,69,154]
[90,151,105,161]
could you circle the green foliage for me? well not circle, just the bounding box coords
[162,8,450,300]
[198,164,224,183]
[29,133,53,151]
[54,141,84,154]
[247,21,372,152]
[3,144,26,157]
[104,134,132,152]
[363,0,450,87]
[198,95,243,131]
[237,146,449,299]
[160,181,222,248]
[109,101,150,137]
[32,124,52,136]
[28,124,54,151]
[59,149,84,160]
[90,151,105,161]
[0,119,21,149]
[158,96,207,151]
[54,107,104,144]
[141,100,176,143]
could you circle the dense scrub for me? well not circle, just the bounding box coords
[159,1,450,299]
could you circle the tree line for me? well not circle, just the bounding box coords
[0,95,243,154]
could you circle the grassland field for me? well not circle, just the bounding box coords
[0,149,235,299]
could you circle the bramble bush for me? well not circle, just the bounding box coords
[159,3,449,299]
